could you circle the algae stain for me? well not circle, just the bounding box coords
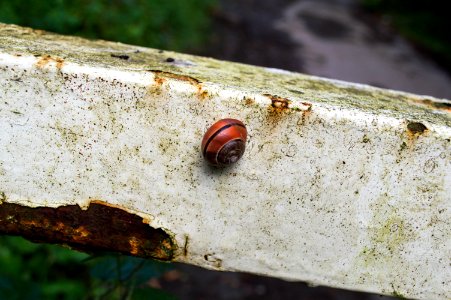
[360,214,413,267]
[54,120,81,149]
[392,290,407,299]
[358,192,417,273]
[0,191,6,203]
[373,216,408,249]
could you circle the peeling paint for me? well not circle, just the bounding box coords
[0,200,177,260]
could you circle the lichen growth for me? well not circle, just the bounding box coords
[392,290,407,299]
[1,22,450,129]
[0,191,6,203]
[360,198,415,268]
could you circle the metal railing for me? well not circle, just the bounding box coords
[1,23,450,300]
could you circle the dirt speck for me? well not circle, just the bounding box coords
[111,53,130,60]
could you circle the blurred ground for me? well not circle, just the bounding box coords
[158,0,450,299]
[159,263,396,300]
[208,0,451,99]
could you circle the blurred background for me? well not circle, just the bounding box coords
[1,0,450,299]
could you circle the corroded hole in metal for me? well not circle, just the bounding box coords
[0,201,176,261]
[264,93,291,109]
[407,122,428,135]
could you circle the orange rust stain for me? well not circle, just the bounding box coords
[410,99,451,113]
[149,70,207,99]
[150,70,201,85]
[154,237,175,259]
[264,94,294,124]
[129,236,140,255]
[21,219,41,228]
[35,55,64,69]
[298,107,313,125]
[148,73,166,95]
[404,121,429,147]
[197,88,209,100]
[264,94,291,109]
[0,201,176,260]
[74,226,89,238]
[154,75,166,86]
[244,97,255,105]
[55,221,65,231]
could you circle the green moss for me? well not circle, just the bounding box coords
[357,191,418,271]
[399,142,407,151]
[362,135,370,143]
[373,216,408,249]
[392,290,407,299]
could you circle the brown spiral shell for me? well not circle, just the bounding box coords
[201,119,247,167]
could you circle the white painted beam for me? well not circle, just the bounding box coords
[0,23,450,299]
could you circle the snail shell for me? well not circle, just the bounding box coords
[201,118,247,167]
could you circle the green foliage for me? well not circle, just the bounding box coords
[361,0,451,69]
[0,235,175,299]
[0,0,216,52]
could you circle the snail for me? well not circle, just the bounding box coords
[201,118,247,167]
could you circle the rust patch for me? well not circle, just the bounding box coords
[35,55,64,69]
[298,107,312,126]
[0,201,176,260]
[150,70,201,86]
[154,76,166,86]
[405,121,429,147]
[149,70,207,98]
[411,99,451,112]
[264,93,291,109]
[148,72,166,95]
[129,236,140,255]
[264,94,295,124]
[244,97,255,105]
[198,88,209,100]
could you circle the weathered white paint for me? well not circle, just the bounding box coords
[0,23,450,299]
